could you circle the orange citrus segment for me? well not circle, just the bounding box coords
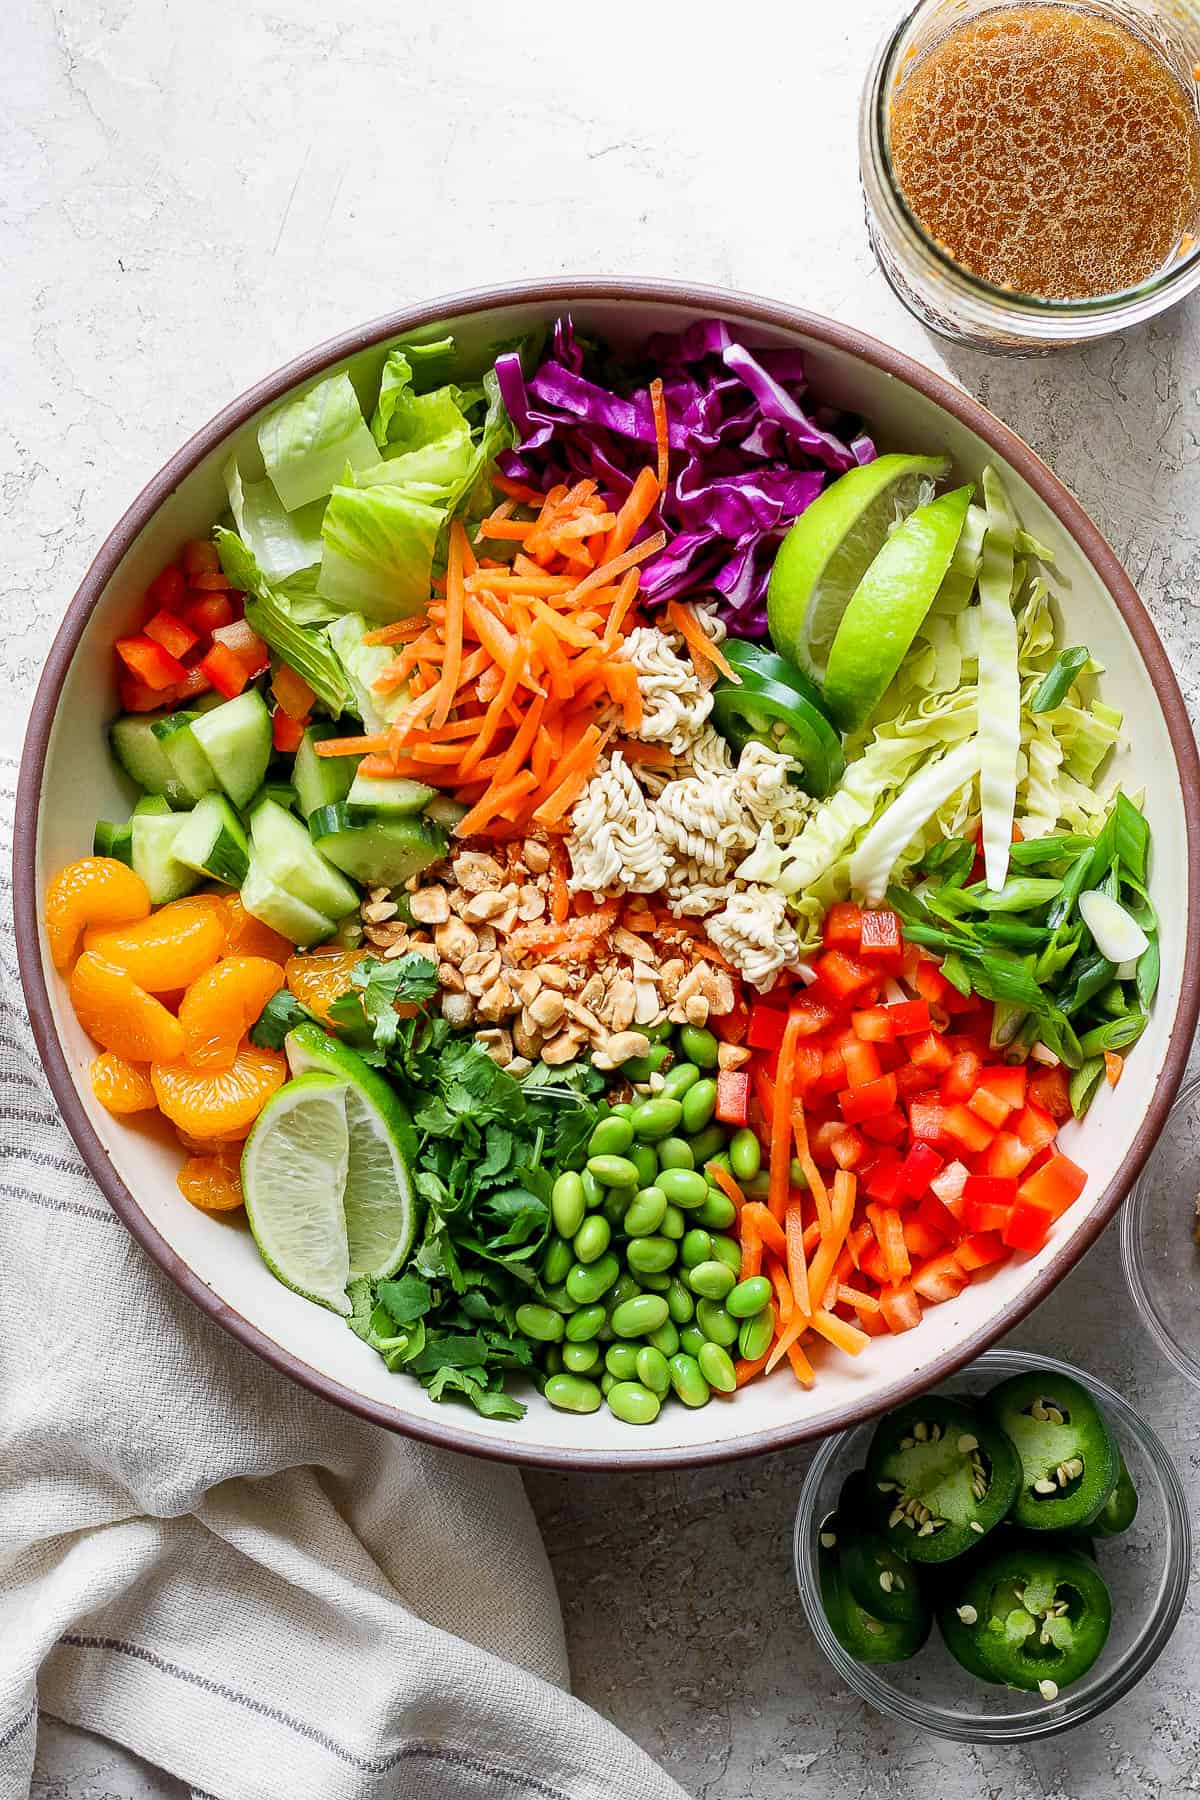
[70,953,185,1062]
[224,893,293,964]
[44,857,150,971]
[152,1043,286,1140]
[285,948,361,1022]
[179,956,286,1070]
[177,1153,244,1211]
[84,897,227,993]
[89,1052,157,1114]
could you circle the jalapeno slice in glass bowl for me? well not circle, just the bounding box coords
[818,1525,929,1663]
[842,1530,929,1627]
[938,1546,1112,1694]
[865,1395,1020,1562]
[983,1372,1119,1532]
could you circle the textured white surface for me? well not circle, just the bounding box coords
[7,0,1200,1795]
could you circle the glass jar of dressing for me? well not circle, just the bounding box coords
[860,0,1200,351]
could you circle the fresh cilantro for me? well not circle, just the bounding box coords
[327,955,439,1063]
[376,1272,433,1327]
[250,988,316,1049]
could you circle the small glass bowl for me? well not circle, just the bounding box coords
[794,1349,1189,1742]
[1121,1071,1200,1387]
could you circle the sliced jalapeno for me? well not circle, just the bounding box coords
[938,1544,1112,1693]
[818,1525,929,1663]
[711,646,844,798]
[841,1530,929,1628]
[1091,1453,1138,1538]
[983,1372,1119,1532]
[865,1396,1020,1563]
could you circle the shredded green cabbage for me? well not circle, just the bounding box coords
[977,468,1022,890]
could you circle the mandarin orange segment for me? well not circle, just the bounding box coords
[285,948,361,1022]
[179,956,286,1070]
[45,857,150,971]
[224,893,292,964]
[177,1153,244,1212]
[151,1043,286,1140]
[89,1052,157,1114]
[70,953,185,1062]
[84,897,227,993]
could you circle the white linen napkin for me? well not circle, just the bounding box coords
[0,771,688,1800]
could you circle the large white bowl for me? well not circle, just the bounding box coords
[16,280,1200,1469]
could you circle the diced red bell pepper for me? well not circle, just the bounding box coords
[1003,1197,1055,1253]
[143,609,198,661]
[174,664,213,701]
[942,1049,983,1102]
[860,1106,908,1146]
[979,1130,1037,1181]
[191,570,232,591]
[115,634,189,690]
[747,1004,788,1052]
[909,1031,953,1074]
[879,1281,922,1333]
[146,563,186,613]
[791,997,839,1039]
[830,1126,866,1171]
[908,1096,947,1144]
[913,960,957,1006]
[963,1174,1018,1208]
[851,1006,895,1044]
[180,592,236,640]
[842,1039,882,1089]
[840,1073,899,1124]
[911,1250,969,1304]
[822,902,862,951]
[212,619,269,676]
[812,1120,846,1168]
[903,1214,945,1261]
[198,642,251,699]
[1017,1152,1087,1218]
[715,1069,751,1127]
[119,674,176,712]
[790,1045,824,1097]
[887,998,932,1037]
[962,1195,1012,1234]
[955,1231,1009,1271]
[856,1306,892,1338]
[916,1191,960,1242]
[815,949,877,1004]
[858,908,903,965]
[968,1085,1012,1129]
[811,1046,847,1097]
[272,663,317,721]
[272,707,308,753]
[863,1148,904,1206]
[1029,1065,1072,1123]
[942,1102,996,1155]
[719,998,750,1047]
[897,1140,944,1200]
[977,1065,1027,1112]
[895,1062,933,1098]
[183,538,221,575]
[1013,1102,1059,1152]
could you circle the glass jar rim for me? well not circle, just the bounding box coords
[863,0,1200,324]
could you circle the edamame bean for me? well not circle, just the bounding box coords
[626,1235,676,1276]
[697,1341,737,1394]
[706,1151,733,1180]
[589,1115,634,1157]
[566,1252,621,1304]
[693,1191,737,1231]
[727,1276,772,1319]
[661,1061,702,1101]
[687,1125,726,1168]
[645,1018,675,1043]
[565,1304,606,1343]
[543,1345,564,1374]
[607,1381,660,1425]
[581,1169,605,1211]
[743,1170,771,1200]
[610,1272,640,1310]
[636,1345,671,1396]
[562,1341,601,1373]
[657,1136,694,1171]
[544,1373,601,1413]
[551,1171,586,1239]
[696,1297,739,1347]
[681,1078,718,1134]
[600,1372,616,1396]
[602,1188,632,1230]
[620,1043,672,1082]
[709,1235,742,1277]
[738,1306,774,1362]
[729,1128,761,1182]
[588,1153,640,1188]
[611,1293,670,1338]
[687,1259,737,1301]
[631,1097,683,1142]
[660,1203,686,1240]
[573,1215,611,1265]
[679,1324,707,1358]
[666,1277,695,1324]
[543,1234,574,1286]
[679,1024,720,1068]
[542,1283,578,1315]
[605,1342,641,1380]
[657,1167,709,1209]
[623,1186,668,1237]
[630,1144,660,1188]
[610,1102,635,1120]
[647,1318,680,1357]
[789,1156,808,1190]
[680,1228,713,1269]
[639,1270,672,1293]
[516,1303,565,1342]
[668,1352,711,1408]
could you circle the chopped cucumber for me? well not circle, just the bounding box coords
[130,797,200,903]
[110,712,189,807]
[424,794,469,832]
[254,782,300,814]
[93,819,133,866]
[174,793,250,886]
[151,711,221,803]
[249,797,360,919]
[191,689,272,809]
[346,770,436,816]
[293,723,358,819]
[241,855,335,947]
[309,805,447,888]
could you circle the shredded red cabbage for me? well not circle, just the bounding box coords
[493,316,874,633]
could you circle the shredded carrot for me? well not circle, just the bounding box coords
[786,1341,816,1387]
[432,523,467,728]
[785,1200,812,1317]
[810,1310,870,1357]
[806,1172,857,1313]
[491,472,547,505]
[361,616,430,647]
[791,1103,831,1238]
[769,1009,805,1223]
[649,377,670,492]
[743,1201,787,1262]
[731,1345,775,1389]
[1105,1051,1124,1086]
[615,738,675,768]
[707,1164,746,1215]
[316,733,390,758]
[605,466,661,561]
[548,840,570,924]
[838,1284,880,1314]
[666,600,740,683]
[739,1205,763,1281]
[455,770,539,838]
[767,1256,794,1326]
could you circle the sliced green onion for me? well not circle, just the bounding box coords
[1069,1057,1106,1119]
[1078,890,1150,964]
[1030,645,1089,714]
[1077,1011,1148,1057]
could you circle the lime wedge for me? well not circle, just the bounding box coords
[285,1021,418,1280]
[822,485,973,733]
[767,452,951,683]
[241,1072,351,1315]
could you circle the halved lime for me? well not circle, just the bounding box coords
[285,1021,418,1280]
[767,452,951,683]
[822,485,973,733]
[242,1072,352,1315]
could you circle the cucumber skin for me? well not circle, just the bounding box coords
[173,792,250,886]
[345,771,435,816]
[249,798,360,920]
[309,808,448,888]
[109,713,188,807]
[151,711,221,803]
[241,856,335,948]
[93,820,134,866]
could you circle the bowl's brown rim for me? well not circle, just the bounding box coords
[15,277,1200,1472]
